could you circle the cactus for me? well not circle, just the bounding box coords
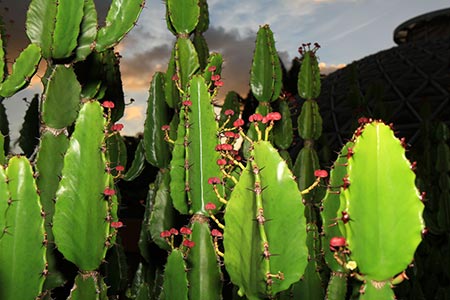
[0,156,46,300]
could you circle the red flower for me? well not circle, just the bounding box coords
[115,165,125,172]
[208,66,217,72]
[180,227,192,235]
[161,124,171,131]
[171,74,179,81]
[217,159,227,166]
[111,221,123,229]
[103,187,116,196]
[211,229,222,237]
[214,80,224,87]
[314,169,328,178]
[205,202,217,210]
[208,177,221,185]
[329,236,346,252]
[211,74,221,81]
[233,118,245,128]
[160,230,171,238]
[102,101,115,109]
[224,109,235,116]
[111,123,124,131]
[182,100,192,107]
[249,113,263,122]
[182,239,195,248]
[169,228,179,235]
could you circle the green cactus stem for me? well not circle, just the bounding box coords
[42,64,81,130]
[0,133,4,164]
[68,272,108,300]
[166,0,200,35]
[144,72,171,169]
[224,140,308,299]
[0,43,41,98]
[0,156,46,300]
[53,101,114,271]
[161,249,189,300]
[273,99,293,150]
[187,215,223,300]
[75,0,98,62]
[250,24,282,103]
[18,94,40,157]
[338,121,424,296]
[95,0,145,52]
[123,140,146,181]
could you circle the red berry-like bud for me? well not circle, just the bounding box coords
[224,109,235,116]
[171,74,179,81]
[249,113,263,122]
[182,100,192,107]
[104,187,116,196]
[208,66,217,72]
[183,239,195,248]
[111,123,124,131]
[220,144,233,151]
[214,80,224,87]
[329,236,346,252]
[111,221,123,229]
[161,124,171,131]
[160,230,171,238]
[102,101,115,109]
[211,74,221,81]
[211,229,223,237]
[217,159,227,166]
[208,177,221,185]
[358,117,370,125]
[205,202,217,210]
[115,165,125,172]
[233,118,245,128]
[224,131,237,138]
[180,227,192,235]
[314,169,328,178]
[169,228,179,235]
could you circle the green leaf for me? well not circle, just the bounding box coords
[96,0,145,52]
[167,0,200,34]
[339,122,424,281]
[0,157,46,300]
[53,101,111,271]
[52,0,84,59]
[0,43,41,98]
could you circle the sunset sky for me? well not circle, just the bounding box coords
[1,0,449,147]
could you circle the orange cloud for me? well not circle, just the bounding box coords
[124,105,145,122]
[319,62,346,75]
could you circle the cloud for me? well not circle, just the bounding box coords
[318,62,346,74]
[124,105,144,122]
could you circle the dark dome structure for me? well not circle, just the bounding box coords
[318,8,450,149]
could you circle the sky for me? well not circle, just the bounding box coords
[1,0,449,149]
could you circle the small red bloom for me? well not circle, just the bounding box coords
[111,221,123,229]
[233,118,245,128]
[205,202,217,210]
[111,123,124,131]
[224,131,237,138]
[115,165,125,172]
[211,74,221,81]
[160,230,171,238]
[329,236,346,252]
[249,113,263,122]
[171,74,179,81]
[161,124,171,131]
[214,80,224,87]
[182,100,192,107]
[104,187,116,196]
[183,239,195,248]
[268,112,281,121]
[208,66,217,72]
[358,117,370,125]
[170,228,179,235]
[180,227,192,235]
[216,143,232,151]
[208,177,221,185]
[217,159,227,166]
[314,169,328,178]
[102,101,115,109]
[224,109,235,116]
[211,229,223,237]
